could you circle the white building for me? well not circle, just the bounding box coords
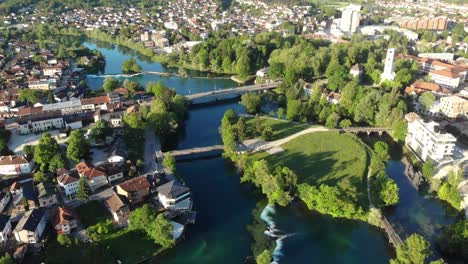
[405,113,457,163]
[0,155,34,175]
[157,181,192,211]
[339,4,361,33]
[57,174,79,199]
[0,215,12,244]
[43,67,62,77]
[418,53,454,62]
[0,192,11,213]
[439,95,468,119]
[429,70,462,90]
[18,116,64,134]
[381,48,396,82]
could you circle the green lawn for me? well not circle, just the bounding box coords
[245,117,310,141]
[75,201,110,228]
[255,131,368,207]
[100,228,162,263]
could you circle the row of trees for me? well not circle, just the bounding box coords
[369,141,400,208]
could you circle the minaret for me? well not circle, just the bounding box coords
[381,48,396,82]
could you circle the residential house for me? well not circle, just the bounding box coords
[36,182,58,207]
[349,63,362,78]
[0,155,34,175]
[43,66,62,77]
[76,162,108,191]
[104,192,130,223]
[116,176,151,205]
[157,180,192,211]
[56,172,80,199]
[13,208,47,244]
[10,180,37,213]
[0,191,11,213]
[327,92,342,105]
[102,163,124,185]
[0,214,12,244]
[51,207,78,234]
[404,81,451,97]
[81,96,110,112]
[28,80,50,90]
[107,139,127,164]
[405,113,457,164]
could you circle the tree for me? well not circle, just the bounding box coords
[0,253,14,264]
[147,214,175,248]
[340,119,352,128]
[57,234,72,247]
[23,145,35,156]
[261,124,273,141]
[129,205,175,248]
[418,92,435,111]
[163,154,176,172]
[236,53,251,78]
[76,178,91,201]
[121,57,142,74]
[57,45,67,59]
[256,249,272,264]
[19,89,42,105]
[390,234,431,264]
[374,141,390,162]
[277,107,285,119]
[380,178,399,206]
[286,99,302,121]
[102,77,120,93]
[437,220,468,261]
[49,154,66,172]
[34,133,62,172]
[421,161,434,180]
[90,120,112,140]
[67,130,90,163]
[34,171,48,183]
[241,93,262,114]
[123,79,141,94]
[325,113,340,128]
[236,117,248,141]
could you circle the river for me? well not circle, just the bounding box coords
[83,40,457,263]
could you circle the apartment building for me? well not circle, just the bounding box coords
[438,95,468,119]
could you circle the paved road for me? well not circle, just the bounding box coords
[251,126,330,153]
[143,128,163,174]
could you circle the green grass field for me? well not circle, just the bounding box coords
[245,117,310,141]
[254,131,368,206]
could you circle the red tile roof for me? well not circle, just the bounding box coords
[57,174,79,185]
[51,207,76,230]
[118,176,150,193]
[81,96,110,106]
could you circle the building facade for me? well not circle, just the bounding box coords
[439,95,468,119]
[406,113,457,163]
[0,155,34,175]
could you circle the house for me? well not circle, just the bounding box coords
[13,208,47,244]
[36,182,58,207]
[349,63,362,78]
[28,80,50,90]
[405,113,457,164]
[43,66,62,77]
[81,96,110,111]
[10,181,37,213]
[157,180,192,211]
[51,207,78,234]
[0,214,12,243]
[0,191,11,213]
[102,163,124,185]
[76,162,108,192]
[256,67,269,78]
[104,192,130,223]
[404,81,451,96]
[107,139,127,164]
[57,173,80,199]
[327,92,341,105]
[116,176,151,204]
[0,155,34,175]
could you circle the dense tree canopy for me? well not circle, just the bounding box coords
[121,57,142,74]
[390,234,431,264]
[67,130,90,163]
[34,133,64,172]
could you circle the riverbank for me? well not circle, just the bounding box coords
[59,28,239,78]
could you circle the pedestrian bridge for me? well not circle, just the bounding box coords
[340,127,391,135]
[185,82,281,104]
[164,145,225,160]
